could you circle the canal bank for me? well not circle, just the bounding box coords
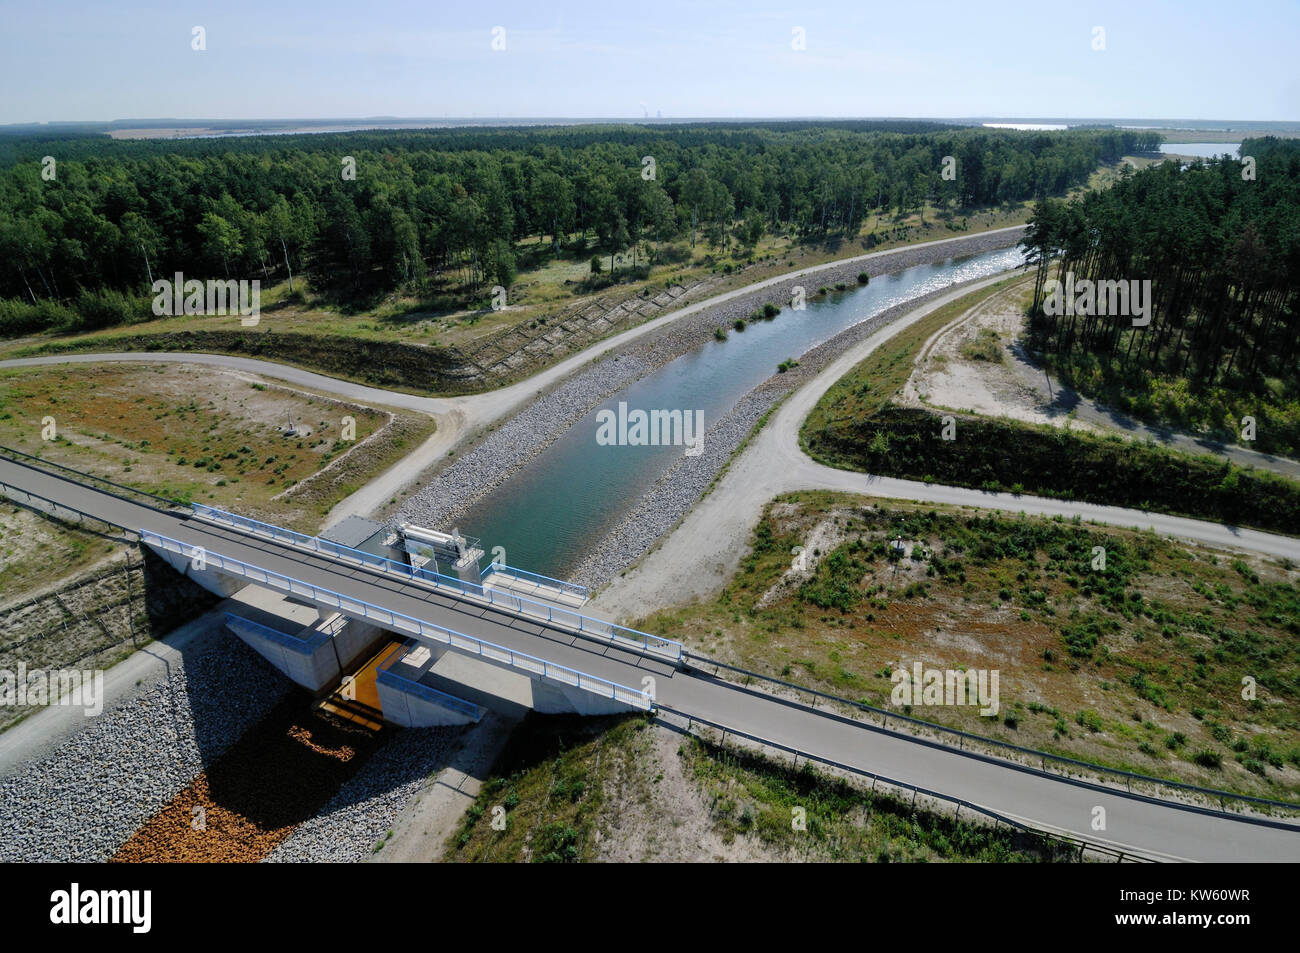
[396,230,1028,580]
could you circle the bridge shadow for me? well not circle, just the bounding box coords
[120,552,480,859]
[122,523,679,858]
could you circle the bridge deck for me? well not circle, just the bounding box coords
[3,454,1299,861]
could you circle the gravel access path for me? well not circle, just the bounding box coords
[395,227,1028,533]
[589,272,1300,622]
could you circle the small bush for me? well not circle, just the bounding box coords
[1192,750,1222,769]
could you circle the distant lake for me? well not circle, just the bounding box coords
[1160,142,1241,158]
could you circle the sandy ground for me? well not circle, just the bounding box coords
[369,712,518,863]
[900,280,1300,480]
[594,724,787,862]
[0,227,1029,533]
[589,273,1300,623]
[900,281,1065,426]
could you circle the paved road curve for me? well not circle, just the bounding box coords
[0,228,1031,530]
[3,455,1298,862]
[597,273,1300,621]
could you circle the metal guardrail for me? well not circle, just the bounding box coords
[480,562,589,600]
[0,444,184,510]
[686,653,1300,816]
[655,706,1155,863]
[0,478,133,534]
[223,611,330,653]
[191,503,680,660]
[376,645,480,719]
[142,528,652,711]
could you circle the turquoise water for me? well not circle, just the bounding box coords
[465,246,1027,576]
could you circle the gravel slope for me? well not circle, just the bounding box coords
[397,228,1027,534]
[0,636,288,862]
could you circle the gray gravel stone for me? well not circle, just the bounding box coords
[0,636,288,862]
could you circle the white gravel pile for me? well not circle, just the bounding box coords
[267,724,464,863]
[0,636,288,862]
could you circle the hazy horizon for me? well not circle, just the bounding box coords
[2,0,1297,125]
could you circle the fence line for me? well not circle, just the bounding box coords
[0,444,183,510]
[685,653,1300,816]
[191,503,679,660]
[142,528,652,711]
[655,706,1154,863]
[0,479,134,535]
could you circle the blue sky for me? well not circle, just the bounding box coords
[1,0,1296,123]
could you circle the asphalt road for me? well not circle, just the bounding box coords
[3,454,1298,862]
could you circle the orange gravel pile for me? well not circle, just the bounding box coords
[113,694,387,862]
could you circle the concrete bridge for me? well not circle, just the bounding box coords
[0,453,669,725]
[4,452,1300,862]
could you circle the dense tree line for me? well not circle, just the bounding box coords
[0,122,1159,333]
[1021,138,1300,389]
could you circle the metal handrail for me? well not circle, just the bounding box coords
[191,503,679,660]
[655,706,1154,863]
[480,561,589,600]
[0,479,132,533]
[0,444,184,509]
[142,528,652,711]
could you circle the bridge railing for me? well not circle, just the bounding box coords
[142,528,652,711]
[0,444,186,511]
[191,503,679,660]
[655,706,1155,863]
[0,477,132,534]
[480,562,588,601]
[375,645,480,719]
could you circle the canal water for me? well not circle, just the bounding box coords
[464,245,1027,577]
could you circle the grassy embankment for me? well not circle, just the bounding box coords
[801,280,1300,535]
[444,714,1074,862]
[636,493,1300,800]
